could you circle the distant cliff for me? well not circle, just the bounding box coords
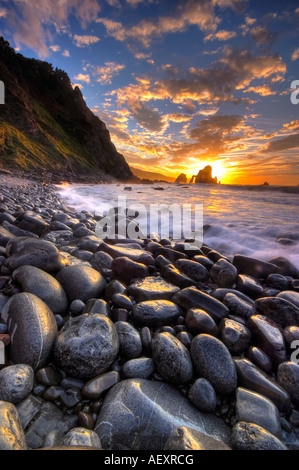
[0,37,133,181]
[190,165,218,184]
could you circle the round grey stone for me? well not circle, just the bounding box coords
[190,334,237,395]
[62,428,102,448]
[0,364,34,404]
[188,378,217,413]
[114,321,143,359]
[54,314,119,379]
[56,265,107,302]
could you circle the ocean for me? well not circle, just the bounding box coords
[56,182,299,269]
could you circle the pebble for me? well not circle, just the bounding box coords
[232,422,287,451]
[112,256,148,284]
[185,308,219,337]
[174,259,209,282]
[104,279,126,300]
[127,276,179,301]
[70,299,85,316]
[85,298,110,316]
[219,318,251,354]
[236,274,264,299]
[122,358,155,379]
[277,362,299,407]
[246,346,272,375]
[234,358,291,412]
[188,378,217,413]
[151,332,193,384]
[247,315,287,367]
[54,314,119,379]
[209,259,238,288]
[255,296,299,328]
[172,287,229,323]
[164,426,231,451]
[132,300,183,327]
[0,364,34,404]
[176,331,193,349]
[235,387,282,438]
[114,321,143,359]
[35,366,59,387]
[277,291,299,309]
[62,427,102,448]
[266,274,289,291]
[56,265,107,302]
[0,401,27,450]
[1,292,57,370]
[192,255,214,270]
[190,334,237,395]
[233,255,278,279]
[78,411,94,430]
[222,293,255,319]
[283,326,299,346]
[111,293,133,310]
[162,264,195,288]
[60,387,82,408]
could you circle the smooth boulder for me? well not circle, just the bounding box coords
[56,265,107,302]
[1,293,57,370]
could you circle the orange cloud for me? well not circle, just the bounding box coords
[73,34,100,47]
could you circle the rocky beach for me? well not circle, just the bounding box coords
[0,174,298,451]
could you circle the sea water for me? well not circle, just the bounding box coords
[56,182,299,269]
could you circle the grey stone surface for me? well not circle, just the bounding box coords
[255,296,299,328]
[132,300,183,327]
[1,292,57,370]
[210,259,238,288]
[188,378,217,413]
[172,288,229,323]
[232,422,287,450]
[62,428,102,448]
[122,358,155,379]
[127,276,179,301]
[56,264,107,302]
[190,334,237,394]
[54,314,119,379]
[277,361,299,407]
[164,426,231,451]
[0,400,27,450]
[152,332,193,384]
[12,265,68,315]
[0,364,34,404]
[94,379,232,450]
[115,321,142,359]
[235,387,282,438]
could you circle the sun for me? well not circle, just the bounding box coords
[211,162,226,182]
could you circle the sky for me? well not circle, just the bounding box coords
[0,0,299,185]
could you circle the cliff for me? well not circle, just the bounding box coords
[0,37,133,181]
[190,165,218,184]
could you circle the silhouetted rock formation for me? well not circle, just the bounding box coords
[190,165,218,184]
[175,173,187,184]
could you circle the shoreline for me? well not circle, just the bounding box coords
[0,177,298,450]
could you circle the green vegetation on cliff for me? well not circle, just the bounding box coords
[0,37,133,180]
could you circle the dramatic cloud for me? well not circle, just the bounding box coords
[244,85,275,96]
[250,25,277,46]
[292,48,299,61]
[97,0,247,49]
[73,34,100,47]
[4,0,101,57]
[129,101,168,132]
[204,30,237,41]
[262,134,299,153]
[73,73,90,83]
[93,62,126,85]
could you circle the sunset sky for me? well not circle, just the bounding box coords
[1,0,299,184]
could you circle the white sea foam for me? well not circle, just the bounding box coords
[56,182,299,269]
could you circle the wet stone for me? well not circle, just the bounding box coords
[35,367,60,387]
[266,274,289,291]
[60,388,82,408]
[164,426,231,451]
[111,308,128,323]
[233,255,278,279]
[78,412,94,430]
[162,264,195,289]
[209,259,238,288]
[246,347,272,375]
[188,378,217,413]
[283,326,299,346]
[174,259,209,282]
[90,251,113,275]
[0,401,27,450]
[60,377,85,390]
[82,371,120,400]
[190,334,237,395]
[105,279,126,300]
[232,422,287,451]
[236,387,282,438]
[122,358,155,380]
[1,292,58,370]
[62,427,102,448]
[115,321,143,359]
[277,362,299,407]
[112,256,148,284]
[277,291,299,309]
[56,265,107,303]
[0,364,34,404]
[219,318,251,354]
[70,299,85,316]
[192,255,214,271]
[132,300,183,327]
[43,386,64,402]
[54,314,119,379]
[141,327,152,356]
[111,293,133,310]
[236,275,264,300]
[85,299,110,316]
[234,358,291,412]
[152,332,193,385]
[185,308,219,337]
[127,276,179,301]
[94,379,232,450]
[255,296,299,328]
[172,288,229,323]
[247,315,287,367]
[176,331,193,349]
[222,293,255,320]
